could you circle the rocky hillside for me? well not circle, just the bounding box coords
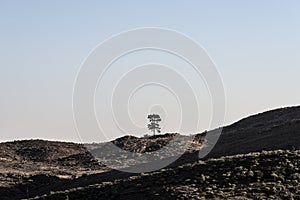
[0,105,300,199]
[87,133,205,169]
[0,134,204,199]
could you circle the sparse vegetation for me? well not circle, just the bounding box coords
[31,149,300,200]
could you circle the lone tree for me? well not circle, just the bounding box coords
[147,114,161,135]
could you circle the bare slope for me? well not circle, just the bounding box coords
[206,106,300,158]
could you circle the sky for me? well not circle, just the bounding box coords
[0,1,300,142]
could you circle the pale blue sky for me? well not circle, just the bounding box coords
[0,1,299,142]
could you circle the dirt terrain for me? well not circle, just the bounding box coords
[0,106,299,199]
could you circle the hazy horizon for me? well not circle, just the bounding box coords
[0,104,298,143]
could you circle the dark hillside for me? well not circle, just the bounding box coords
[207,106,300,158]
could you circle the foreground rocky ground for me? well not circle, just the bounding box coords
[32,149,300,200]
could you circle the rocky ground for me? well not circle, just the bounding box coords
[0,140,108,199]
[0,106,299,199]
